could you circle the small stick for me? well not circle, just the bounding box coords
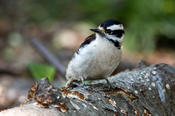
[31,38,66,77]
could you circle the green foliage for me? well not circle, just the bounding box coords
[28,62,56,82]
[123,0,175,52]
[26,0,175,52]
[1,0,174,52]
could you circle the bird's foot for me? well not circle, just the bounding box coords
[105,79,114,90]
[72,81,84,87]
[65,78,86,88]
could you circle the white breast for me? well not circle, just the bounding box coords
[66,34,122,81]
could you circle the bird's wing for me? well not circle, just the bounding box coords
[76,34,96,54]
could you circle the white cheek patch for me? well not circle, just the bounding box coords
[107,24,123,30]
[106,34,124,43]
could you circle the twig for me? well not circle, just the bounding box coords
[31,38,66,77]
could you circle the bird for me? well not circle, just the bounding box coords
[65,19,125,87]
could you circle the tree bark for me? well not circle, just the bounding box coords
[0,63,175,116]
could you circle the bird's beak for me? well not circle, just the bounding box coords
[90,28,104,36]
[90,28,101,33]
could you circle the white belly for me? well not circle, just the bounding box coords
[66,38,122,81]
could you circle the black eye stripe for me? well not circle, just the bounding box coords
[105,29,124,37]
[115,30,124,38]
[112,30,124,35]
[105,29,111,33]
[105,29,124,38]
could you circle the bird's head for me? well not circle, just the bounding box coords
[90,20,125,43]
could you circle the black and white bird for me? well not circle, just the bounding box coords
[65,19,125,87]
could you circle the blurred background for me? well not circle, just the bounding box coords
[0,0,174,111]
